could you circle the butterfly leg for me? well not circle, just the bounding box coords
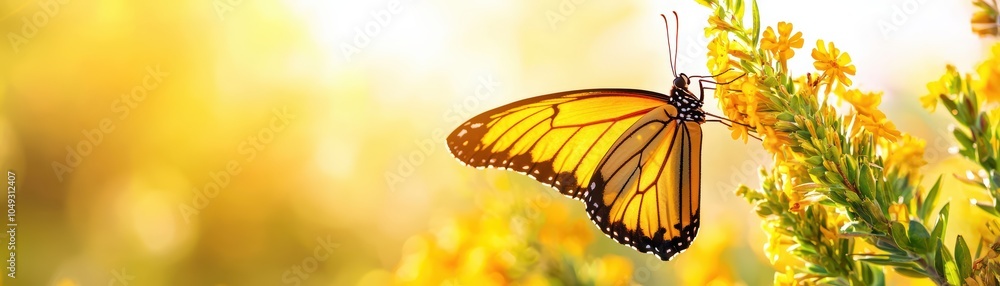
[696,73,746,102]
[706,119,762,141]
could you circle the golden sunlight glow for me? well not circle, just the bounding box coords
[0,0,986,284]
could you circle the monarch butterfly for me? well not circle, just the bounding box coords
[446,12,747,261]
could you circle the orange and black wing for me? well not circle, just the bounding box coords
[584,105,702,261]
[446,89,669,200]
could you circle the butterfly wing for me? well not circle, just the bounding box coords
[584,105,702,261]
[447,89,669,199]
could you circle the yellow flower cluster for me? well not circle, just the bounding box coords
[389,175,633,285]
[923,43,1000,112]
[700,1,949,283]
[839,87,902,142]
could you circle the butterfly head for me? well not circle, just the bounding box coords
[673,73,690,90]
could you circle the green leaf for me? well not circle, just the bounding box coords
[940,94,959,115]
[918,176,942,222]
[944,262,961,286]
[907,220,931,254]
[974,200,1000,216]
[844,188,862,203]
[740,59,755,73]
[861,263,885,286]
[889,221,911,251]
[892,266,928,278]
[805,156,823,166]
[931,203,950,240]
[954,129,974,149]
[934,238,956,284]
[806,263,829,275]
[856,254,919,266]
[808,166,826,177]
[955,235,972,280]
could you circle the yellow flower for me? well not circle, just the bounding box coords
[717,74,770,144]
[888,203,910,224]
[587,255,634,286]
[707,35,731,75]
[975,43,1000,104]
[921,65,959,112]
[848,111,901,142]
[812,40,857,94]
[742,75,763,125]
[884,134,927,174]
[838,88,883,117]
[730,120,750,143]
[774,266,798,286]
[921,81,944,112]
[761,126,790,155]
[762,221,785,264]
[761,22,804,69]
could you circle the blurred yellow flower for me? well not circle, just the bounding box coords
[538,202,594,257]
[762,221,789,265]
[975,43,1000,104]
[888,203,910,224]
[774,266,798,286]
[762,22,804,69]
[920,65,959,112]
[971,0,999,37]
[921,82,945,112]
[884,134,927,175]
[390,179,634,285]
[812,40,857,94]
[587,255,634,286]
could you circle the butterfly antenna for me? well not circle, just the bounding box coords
[660,14,677,77]
[672,11,680,74]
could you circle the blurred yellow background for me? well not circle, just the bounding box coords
[0,0,992,285]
